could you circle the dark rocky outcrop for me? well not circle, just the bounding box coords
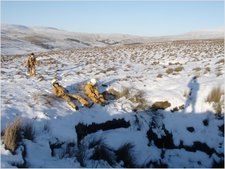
[147,125,223,158]
[75,119,130,144]
[147,124,175,149]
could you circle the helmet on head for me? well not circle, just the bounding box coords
[90,78,97,85]
[52,78,57,85]
[30,53,35,58]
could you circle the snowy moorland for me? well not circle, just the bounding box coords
[1,27,224,167]
[2,24,224,55]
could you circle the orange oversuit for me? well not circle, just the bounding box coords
[25,54,37,76]
[52,82,90,110]
[85,82,105,105]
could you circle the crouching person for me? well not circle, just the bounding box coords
[52,79,90,111]
[85,78,105,105]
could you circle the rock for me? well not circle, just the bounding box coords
[75,119,130,144]
[186,127,195,132]
[203,119,209,126]
[146,124,175,149]
[152,101,171,110]
[171,107,179,112]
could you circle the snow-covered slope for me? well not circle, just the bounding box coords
[176,27,224,40]
[1,24,148,55]
[1,24,224,55]
[1,39,224,168]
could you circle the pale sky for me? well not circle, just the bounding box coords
[1,1,224,36]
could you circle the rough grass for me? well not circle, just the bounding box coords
[174,66,184,72]
[3,118,23,154]
[116,143,136,168]
[107,88,129,99]
[91,142,116,166]
[166,68,174,74]
[88,138,102,149]
[23,122,35,141]
[75,144,87,167]
[216,71,223,77]
[206,86,224,114]
[32,92,55,107]
[216,59,224,65]
[193,67,201,72]
[206,86,224,103]
[204,67,211,73]
[129,91,149,111]
[108,87,149,111]
[151,101,171,110]
[157,74,163,78]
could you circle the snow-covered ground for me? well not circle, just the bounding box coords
[1,37,224,167]
[1,24,224,55]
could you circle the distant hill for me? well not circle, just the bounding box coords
[1,24,224,55]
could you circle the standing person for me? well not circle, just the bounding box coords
[85,78,105,105]
[52,79,90,111]
[25,53,38,76]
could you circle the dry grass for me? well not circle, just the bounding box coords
[205,67,211,72]
[206,87,224,103]
[216,59,224,65]
[151,101,171,110]
[174,66,184,72]
[216,71,223,77]
[3,118,23,154]
[157,74,163,78]
[165,68,174,74]
[96,67,116,75]
[206,86,224,114]
[107,88,129,99]
[32,92,55,107]
[193,67,201,72]
[108,87,149,111]
[204,67,211,74]
[129,91,149,111]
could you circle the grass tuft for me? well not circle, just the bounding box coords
[116,143,136,168]
[206,86,224,114]
[3,118,23,154]
[174,66,184,72]
[91,142,116,166]
[75,143,87,167]
[166,68,174,74]
[23,122,35,141]
[206,86,224,103]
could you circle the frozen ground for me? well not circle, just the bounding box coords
[1,39,224,168]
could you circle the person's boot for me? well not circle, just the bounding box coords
[86,102,94,108]
[69,102,79,111]
[71,106,79,111]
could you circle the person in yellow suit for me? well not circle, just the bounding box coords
[25,53,38,76]
[85,79,105,105]
[52,79,90,111]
